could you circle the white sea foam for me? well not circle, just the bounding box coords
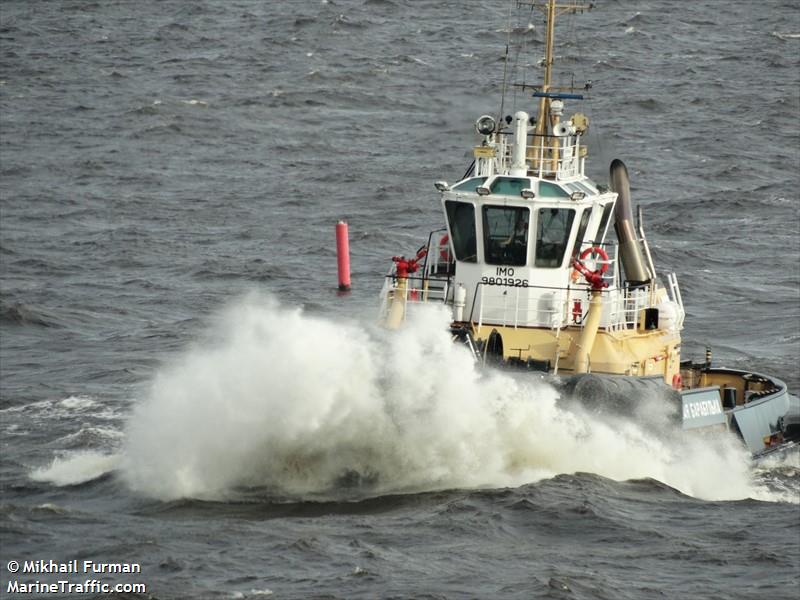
[59,395,98,410]
[31,452,119,486]
[230,590,273,599]
[751,447,800,504]
[118,294,791,503]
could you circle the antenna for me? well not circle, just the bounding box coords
[526,0,593,137]
[497,0,515,125]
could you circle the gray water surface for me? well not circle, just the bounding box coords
[1,1,799,598]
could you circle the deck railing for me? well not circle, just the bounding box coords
[469,282,663,332]
[490,133,584,180]
[379,235,685,334]
[378,271,451,321]
[527,135,582,179]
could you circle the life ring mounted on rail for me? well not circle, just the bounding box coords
[572,246,609,290]
[438,234,451,261]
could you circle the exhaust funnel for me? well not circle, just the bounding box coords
[610,159,650,286]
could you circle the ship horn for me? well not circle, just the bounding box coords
[609,159,650,286]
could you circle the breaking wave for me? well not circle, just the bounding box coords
[31,452,119,487]
[118,294,783,503]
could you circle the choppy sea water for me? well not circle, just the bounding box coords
[1,1,799,599]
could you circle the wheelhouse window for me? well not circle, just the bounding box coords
[535,207,575,268]
[445,200,477,262]
[452,177,488,192]
[537,181,570,198]
[482,205,530,266]
[489,177,529,197]
[569,208,592,261]
[593,201,615,245]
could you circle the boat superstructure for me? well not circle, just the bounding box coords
[377,0,799,456]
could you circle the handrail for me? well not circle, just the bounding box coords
[380,273,451,315]
[421,227,448,276]
[467,279,666,333]
[383,238,672,333]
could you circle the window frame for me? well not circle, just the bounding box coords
[444,200,478,263]
[481,204,531,267]
[534,206,576,268]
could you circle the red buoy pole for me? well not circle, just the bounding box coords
[336,220,351,291]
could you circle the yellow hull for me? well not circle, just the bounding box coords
[469,322,681,384]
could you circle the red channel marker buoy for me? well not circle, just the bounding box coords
[336,220,351,291]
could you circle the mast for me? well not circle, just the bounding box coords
[534,0,556,137]
[530,0,593,137]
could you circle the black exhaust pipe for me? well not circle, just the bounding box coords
[610,159,650,286]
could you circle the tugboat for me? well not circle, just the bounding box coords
[377,0,799,457]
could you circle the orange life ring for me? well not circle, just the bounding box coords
[439,234,450,261]
[572,246,609,289]
[577,246,609,273]
[672,374,683,390]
